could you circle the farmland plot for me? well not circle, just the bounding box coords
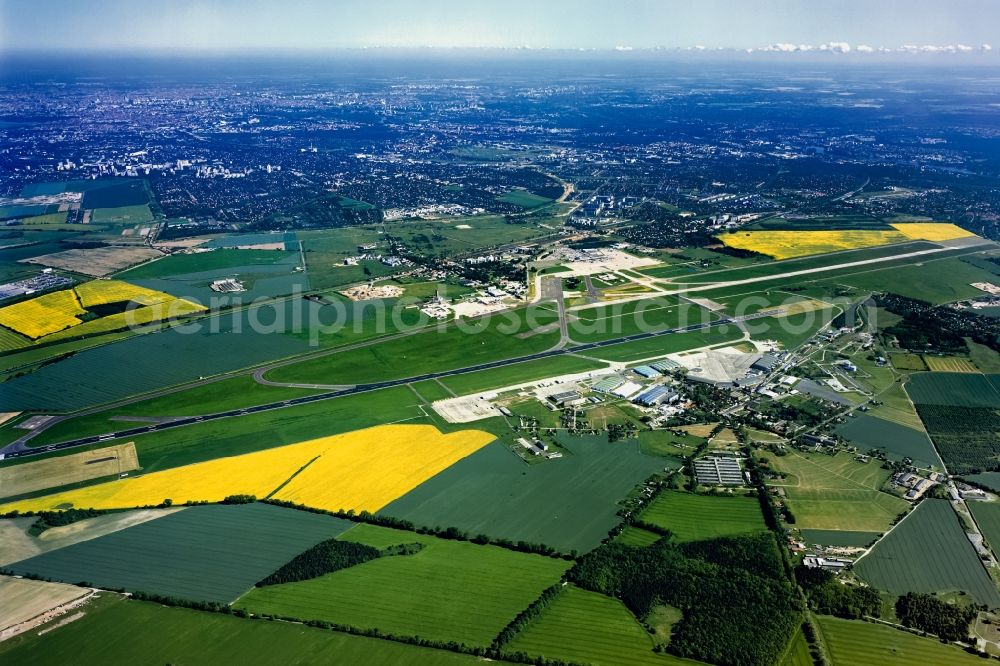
[853,499,1000,607]
[382,435,672,553]
[637,491,768,542]
[3,425,489,514]
[0,576,90,635]
[834,414,942,469]
[764,450,908,533]
[0,443,138,500]
[817,615,984,666]
[237,524,569,647]
[7,504,354,603]
[905,372,1000,408]
[0,595,484,665]
[506,585,698,666]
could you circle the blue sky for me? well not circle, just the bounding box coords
[1,0,996,52]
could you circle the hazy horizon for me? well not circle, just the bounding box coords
[1,0,997,54]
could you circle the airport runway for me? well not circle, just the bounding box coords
[3,316,738,459]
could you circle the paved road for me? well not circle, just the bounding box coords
[3,316,739,460]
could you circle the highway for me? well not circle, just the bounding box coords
[4,316,738,460]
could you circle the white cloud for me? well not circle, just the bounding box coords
[856,44,874,53]
[984,44,994,51]
[819,41,851,53]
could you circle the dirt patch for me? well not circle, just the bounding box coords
[432,395,502,423]
[0,576,92,639]
[24,246,161,277]
[0,443,139,499]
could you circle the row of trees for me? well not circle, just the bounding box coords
[0,507,119,536]
[126,590,587,666]
[262,499,575,559]
[490,584,563,653]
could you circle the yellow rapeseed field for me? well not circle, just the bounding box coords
[0,280,205,342]
[0,289,86,338]
[75,280,174,307]
[0,425,494,514]
[889,222,977,242]
[272,425,495,512]
[717,230,908,260]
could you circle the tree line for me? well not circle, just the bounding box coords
[262,499,575,560]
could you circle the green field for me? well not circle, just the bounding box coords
[964,472,1000,492]
[568,297,718,343]
[237,524,569,647]
[118,248,296,279]
[0,325,30,351]
[90,204,154,224]
[382,436,674,553]
[7,504,354,603]
[617,525,665,547]
[779,627,813,666]
[834,414,942,468]
[265,309,560,386]
[906,372,1000,407]
[381,215,557,259]
[905,373,1000,474]
[660,242,937,284]
[19,212,68,225]
[440,355,606,395]
[407,378,457,403]
[746,309,838,350]
[854,499,1000,607]
[506,585,699,666]
[968,501,1000,557]
[638,430,706,458]
[0,307,319,412]
[817,255,997,305]
[499,190,552,209]
[764,450,908,533]
[0,595,484,665]
[6,385,425,475]
[588,325,744,363]
[637,491,768,542]
[27,375,322,447]
[816,615,985,666]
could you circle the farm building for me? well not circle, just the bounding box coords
[802,556,852,570]
[693,455,745,486]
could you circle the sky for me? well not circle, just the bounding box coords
[0,0,996,53]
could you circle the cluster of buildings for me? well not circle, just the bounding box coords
[0,271,72,300]
[891,471,939,501]
[341,253,413,268]
[516,437,563,460]
[209,277,246,293]
[382,204,484,221]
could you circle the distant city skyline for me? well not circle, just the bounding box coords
[1,0,997,54]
